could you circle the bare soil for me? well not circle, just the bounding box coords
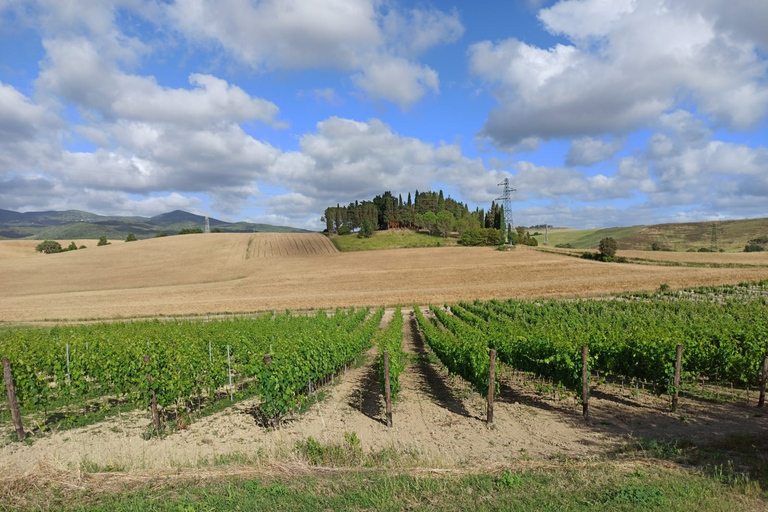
[2,235,768,323]
[2,310,765,475]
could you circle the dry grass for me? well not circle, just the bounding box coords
[1,234,768,323]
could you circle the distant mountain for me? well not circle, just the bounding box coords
[0,208,312,240]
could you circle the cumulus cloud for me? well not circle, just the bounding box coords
[165,0,463,108]
[470,0,768,150]
[262,117,508,223]
[565,137,624,167]
[352,57,439,109]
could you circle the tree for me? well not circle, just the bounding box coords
[66,241,78,251]
[35,240,62,254]
[126,233,137,242]
[599,237,617,258]
[359,217,374,238]
[97,235,110,246]
[436,211,454,238]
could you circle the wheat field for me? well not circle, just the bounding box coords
[2,233,768,323]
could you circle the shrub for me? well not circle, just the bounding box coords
[97,235,110,246]
[125,233,137,242]
[154,232,168,238]
[358,218,374,238]
[178,227,203,235]
[598,237,617,258]
[555,243,573,248]
[337,226,351,236]
[66,241,78,251]
[79,245,87,249]
[745,243,765,252]
[35,240,62,254]
[460,227,504,246]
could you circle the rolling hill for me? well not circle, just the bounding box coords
[533,218,768,252]
[0,209,311,240]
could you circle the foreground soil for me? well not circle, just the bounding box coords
[2,234,768,323]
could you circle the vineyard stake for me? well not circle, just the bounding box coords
[383,350,393,427]
[209,341,212,364]
[672,343,683,411]
[487,349,496,426]
[582,346,589,421]
[758,356,767,408]
[66,342,71,386]
[143,355,160,432]
[2,358,25,440]
[227,345,233,401]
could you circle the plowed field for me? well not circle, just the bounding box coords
[2,234,768,323]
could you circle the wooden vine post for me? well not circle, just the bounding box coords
[672,344,683,411]
[144,355,161,431]
[2,357,25,440]
[582,346,589,421]
[383,351,393,428]
[758,356,767,408]
[487,349,497,426]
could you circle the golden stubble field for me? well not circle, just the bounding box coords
[2,233,768,323]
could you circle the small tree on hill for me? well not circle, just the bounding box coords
[35,240,62,254]
[66,241,78,251]
[358,218,374,238]
[97,235,110,246]
[126,233,137,242]
[599,237,617,259]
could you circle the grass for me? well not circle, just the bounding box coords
[9,459,766,511]
[330,229,458,252]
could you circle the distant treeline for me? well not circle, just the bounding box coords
[322,190,508,237]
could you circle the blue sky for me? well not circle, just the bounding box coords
[1,0,767,230]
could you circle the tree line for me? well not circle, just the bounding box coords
[322,190,513,238]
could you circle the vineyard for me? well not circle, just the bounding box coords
[414,281,768,416]
[0,308,383,433]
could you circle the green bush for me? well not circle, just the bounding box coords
[154,232,168,238]
[125,233,137,242]
[97,235,110,246]
[179,227,203,235]
[35,240,62,254]
[745,243,765,252]
[66,241,78,251]
[555,243,573,248]
[460,228,503,246]
[337,226,351,236]
[358,218,374,238]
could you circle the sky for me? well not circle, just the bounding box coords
[0,0,767,230]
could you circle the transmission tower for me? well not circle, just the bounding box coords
[204,216,210,234]
[496,178,516,229]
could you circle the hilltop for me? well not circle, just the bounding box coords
[0,209,311,240]
[533,217,768,252]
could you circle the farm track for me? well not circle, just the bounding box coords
[2,236,768,323]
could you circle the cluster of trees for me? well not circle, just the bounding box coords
[35,240,86,254]
[323,190,524,243]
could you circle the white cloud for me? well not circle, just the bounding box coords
[165,0,462,108]
[565,137,624,167]
[470,0,768,149]
[263,117,509,223]
[352,57,439,109]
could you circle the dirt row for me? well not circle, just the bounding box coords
[2,309,765,474]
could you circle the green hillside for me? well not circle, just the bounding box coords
[534,218,768,252]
